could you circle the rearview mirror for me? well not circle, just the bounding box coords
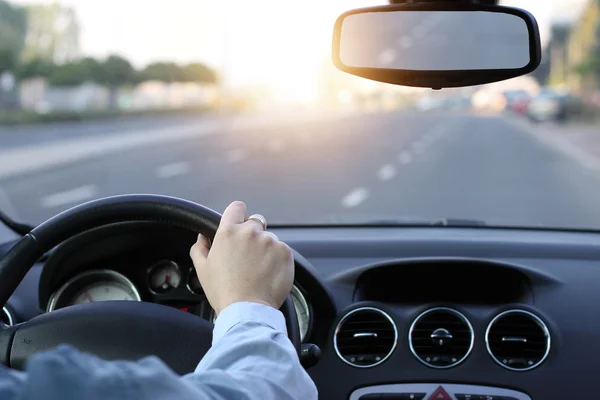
[332,4,541,89]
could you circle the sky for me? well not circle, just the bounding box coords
[12,0,380,89]
[11,0,589,96]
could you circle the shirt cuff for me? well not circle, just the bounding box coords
[213,302,287,343]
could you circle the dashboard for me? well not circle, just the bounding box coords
[2,222,600,399]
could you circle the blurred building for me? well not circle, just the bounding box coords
[19,78,217,113]
[20,79,108,113]
[548,0,600,92]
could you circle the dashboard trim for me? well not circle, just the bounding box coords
[349,383,532,400]
[408,307,475,369]
[186,267,203,295]
[1,306,14,326]
[485,309,551,372]
[46,269,141,312]
[290,284,312,342]
[333,306,398,368]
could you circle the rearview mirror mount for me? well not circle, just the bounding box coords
[332,3,542,89]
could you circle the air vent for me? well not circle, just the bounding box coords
[486,310,550,371]
[1,307,14,326]
[409,307,474,368]
[334,307,398,368]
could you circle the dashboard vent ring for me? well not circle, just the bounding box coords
[486,309,550,371]
[409,307,474,369]
[334,307,398,368]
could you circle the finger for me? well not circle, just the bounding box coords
[190,234,211,262]
[262,231,279,241]
[220,201,247,227]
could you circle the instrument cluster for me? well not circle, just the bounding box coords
[47,260,312,341]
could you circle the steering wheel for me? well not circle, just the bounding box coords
[0,195,301,375]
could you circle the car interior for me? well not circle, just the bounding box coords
[0,1,596,399]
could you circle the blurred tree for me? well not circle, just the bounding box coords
[139,62,182,83]
[47,61,87,86]
[575,55,600,79]
[0,48,18,74]
[47,56,114,87]
[100,55,135,109]
[101,55,135,87]
[79,57,104,83]
[22,4,80,63]
[181,63,217,83]
[15,57,55,79]
[0,0,27,69]
[139,62,217,83]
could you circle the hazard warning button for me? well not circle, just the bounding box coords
[428,386,452,400]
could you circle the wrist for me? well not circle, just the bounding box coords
[212,302,287,344]
[215,298,277,317]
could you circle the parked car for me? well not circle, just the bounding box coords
[527,89,582,122]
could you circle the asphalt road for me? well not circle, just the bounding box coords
[3,110,600,229]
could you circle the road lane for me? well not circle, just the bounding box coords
[351,114,600,228]
[0,111,437,223]
[3,111,600,230]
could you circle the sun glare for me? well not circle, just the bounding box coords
[218,0,382,107]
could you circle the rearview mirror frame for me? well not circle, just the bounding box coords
[332,3,542,89]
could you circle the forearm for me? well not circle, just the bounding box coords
[186,302,317,400]
[0,303,317,400]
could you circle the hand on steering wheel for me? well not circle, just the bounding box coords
[0,195,300,374]
[191,201,294,316]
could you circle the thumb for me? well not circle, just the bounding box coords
[190,234,210,265]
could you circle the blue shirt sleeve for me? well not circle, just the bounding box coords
[0,302,317,400]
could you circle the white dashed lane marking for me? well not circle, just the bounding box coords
[341,188,369,208]
[377,164,397,181]
[155,162,190,179]
[41,185,98,208]
[398,151,412,164]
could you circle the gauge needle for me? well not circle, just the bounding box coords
[165,270,171,285]
[84,292,94,302]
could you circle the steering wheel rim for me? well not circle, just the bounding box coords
[0,195,300,374]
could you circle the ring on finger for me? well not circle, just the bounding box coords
[247,214,267,230]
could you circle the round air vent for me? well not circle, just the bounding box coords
[334,307,398,368]
[409,307,474,368]
[486,309,550,371]
[1,307,14,326]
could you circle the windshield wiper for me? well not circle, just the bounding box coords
[0,209,33,235]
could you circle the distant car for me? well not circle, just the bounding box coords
[502,90,530,115]
[527,90,582,123]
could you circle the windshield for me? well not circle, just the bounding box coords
[0,0,599,229]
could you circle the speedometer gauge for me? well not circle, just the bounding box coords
[71,281,139,304]
[47,270,141,311]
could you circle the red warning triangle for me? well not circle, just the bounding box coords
[427,386,452,400]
